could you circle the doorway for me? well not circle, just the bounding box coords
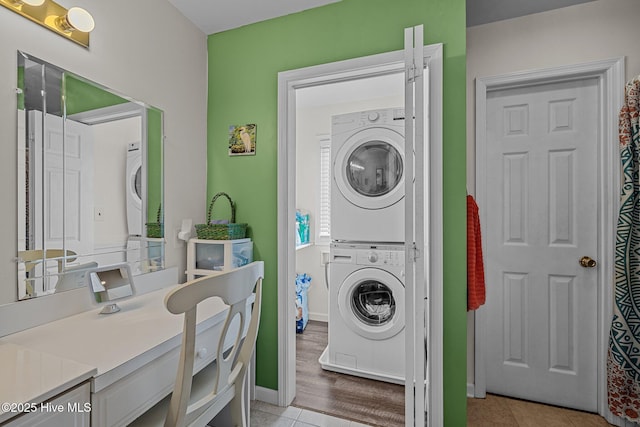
[292,74,405,425]
[474,58,624,420]
[276,42,444,425]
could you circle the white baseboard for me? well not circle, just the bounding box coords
[255,386,279,405]
[308,312,328,323]
[467,383,475,398]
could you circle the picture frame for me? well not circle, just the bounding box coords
[228,123,257,156]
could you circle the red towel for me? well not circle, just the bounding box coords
[467,195,486,311]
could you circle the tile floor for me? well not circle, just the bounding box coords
[467,394,613,426]
[250,400,372,427]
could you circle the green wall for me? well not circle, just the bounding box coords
[207,0,467,424]
[146,107,164,229]
[64,75,128,115]
[17,66,24,110]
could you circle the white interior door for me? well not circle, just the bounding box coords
[33,111,94,292]
[484,77,599,411]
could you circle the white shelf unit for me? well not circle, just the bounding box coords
[186,238,253,280]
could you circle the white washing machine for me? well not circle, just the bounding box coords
[126,142,143,237]
[331,108,405,243]
[320,242,405,383]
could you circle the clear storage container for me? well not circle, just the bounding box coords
[186,238,253,280]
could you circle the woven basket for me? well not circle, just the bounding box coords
[146,204,164,238]
[195,192,247,240]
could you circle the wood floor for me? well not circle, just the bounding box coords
[294,320,613,427]
[292,320,405,427]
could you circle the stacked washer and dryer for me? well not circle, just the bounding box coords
[126,142,144,273]
[319,108,407,384]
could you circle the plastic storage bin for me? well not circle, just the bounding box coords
[295,273,311,333]
[186,238,253,280]
[295,210,310,247]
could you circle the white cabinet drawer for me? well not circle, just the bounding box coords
[2,382,90,427]
[91,321,225,427]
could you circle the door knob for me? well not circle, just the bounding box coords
[579,256,597,268]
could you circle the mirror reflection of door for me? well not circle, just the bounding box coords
[32,110,94,294]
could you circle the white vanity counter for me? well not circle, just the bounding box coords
[0,283,235,426]
[0,343,96,424]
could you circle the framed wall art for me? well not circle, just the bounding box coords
[228,123,256,156]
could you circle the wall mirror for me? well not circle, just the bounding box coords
[16,51,164,301]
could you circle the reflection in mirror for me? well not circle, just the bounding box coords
[87,263,136,314]
[17,52,164,301]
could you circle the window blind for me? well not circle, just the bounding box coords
[318,139,331,241]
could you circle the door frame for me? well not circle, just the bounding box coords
[276,43,443,422]
[474,58,624,420]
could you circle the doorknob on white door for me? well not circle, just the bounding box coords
[579,256,597,268]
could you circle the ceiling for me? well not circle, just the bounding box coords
[168,0,598,35]
[466,0,597,27]
[167,0,341,35]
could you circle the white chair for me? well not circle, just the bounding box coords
[130,261,264,427]
[18,249,77,297]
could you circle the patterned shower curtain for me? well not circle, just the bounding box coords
[608,77,640,422]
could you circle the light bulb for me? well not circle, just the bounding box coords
[56,6,94,32]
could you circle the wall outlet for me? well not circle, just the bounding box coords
[321,251,330,265]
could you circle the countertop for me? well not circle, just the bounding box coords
[0,342,96,423]
[0,283,231,422]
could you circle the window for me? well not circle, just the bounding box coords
[317,136,331,243]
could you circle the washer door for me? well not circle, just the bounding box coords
[334,127,404,210]
[337,268,405,340]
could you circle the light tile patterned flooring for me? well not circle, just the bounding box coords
[251,400,372,427]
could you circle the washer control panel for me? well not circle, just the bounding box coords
[330,242,404,266]
[356,108,405,127]
[356,248,404,266]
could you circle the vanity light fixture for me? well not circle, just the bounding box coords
[0,0,94,48]
[9,0,46,6]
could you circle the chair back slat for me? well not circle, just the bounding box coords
[165,309,197,427]
[165,262,264,314]
[213,303,245,393]
[162,261,264,427]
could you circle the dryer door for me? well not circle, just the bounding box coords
[126,145,143,236]
[337,267,405,340]
[334,127,404,210]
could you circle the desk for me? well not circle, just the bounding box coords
[0,285,244,426]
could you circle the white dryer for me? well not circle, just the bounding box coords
[126,142,143,237]
[320,242,405,383]
[331,108,405,243]
[126,143,143,274]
